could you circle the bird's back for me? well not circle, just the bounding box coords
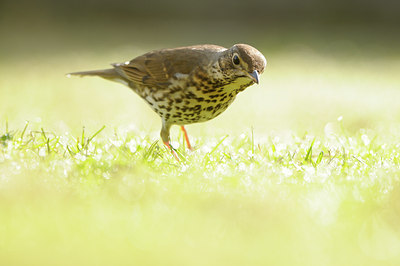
[113,44,227,89]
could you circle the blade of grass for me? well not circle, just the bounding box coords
[81,127,85,147]
[20,121,29,142]
[305,138,315,162]
[67,145,75,156]
[41,128,47,140]
[143,140,160,161]
[315,151,324,165]
[88,125,106,143]
[46,138,51,154]
[208,135,229,156]
[269,137,276,153]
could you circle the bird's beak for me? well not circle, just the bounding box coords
[248,70,259,84]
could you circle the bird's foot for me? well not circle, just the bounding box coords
[163,141,179,161]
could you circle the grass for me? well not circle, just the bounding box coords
[1,25,400,265]
[1,119,400,265]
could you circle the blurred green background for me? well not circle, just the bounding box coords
[1,0,399,136]
[1,1,400,265]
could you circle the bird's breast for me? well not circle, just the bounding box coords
[135,73,254,126]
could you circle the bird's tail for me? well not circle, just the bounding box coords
[67,68,130,86]
[66,68,118,79]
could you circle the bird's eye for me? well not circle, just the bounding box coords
[232,54,240,65]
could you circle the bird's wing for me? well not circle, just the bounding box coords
[114,45,226,88]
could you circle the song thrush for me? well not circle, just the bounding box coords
[68,44,267,158]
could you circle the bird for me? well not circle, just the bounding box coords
[68,44,267,159]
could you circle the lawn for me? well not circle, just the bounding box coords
[1,24,400,265]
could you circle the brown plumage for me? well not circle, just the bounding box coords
[68,44,267,158]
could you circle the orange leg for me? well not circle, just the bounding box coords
[180,126,193,151]
[163,141,179,161]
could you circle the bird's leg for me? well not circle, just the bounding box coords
[180,126,194,151]
[161,120,179,161]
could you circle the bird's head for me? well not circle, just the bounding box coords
[218,44,267,84]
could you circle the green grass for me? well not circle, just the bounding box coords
[1,27,400,265]
[1,120,400,265]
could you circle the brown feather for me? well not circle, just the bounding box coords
[115,45,226,87]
